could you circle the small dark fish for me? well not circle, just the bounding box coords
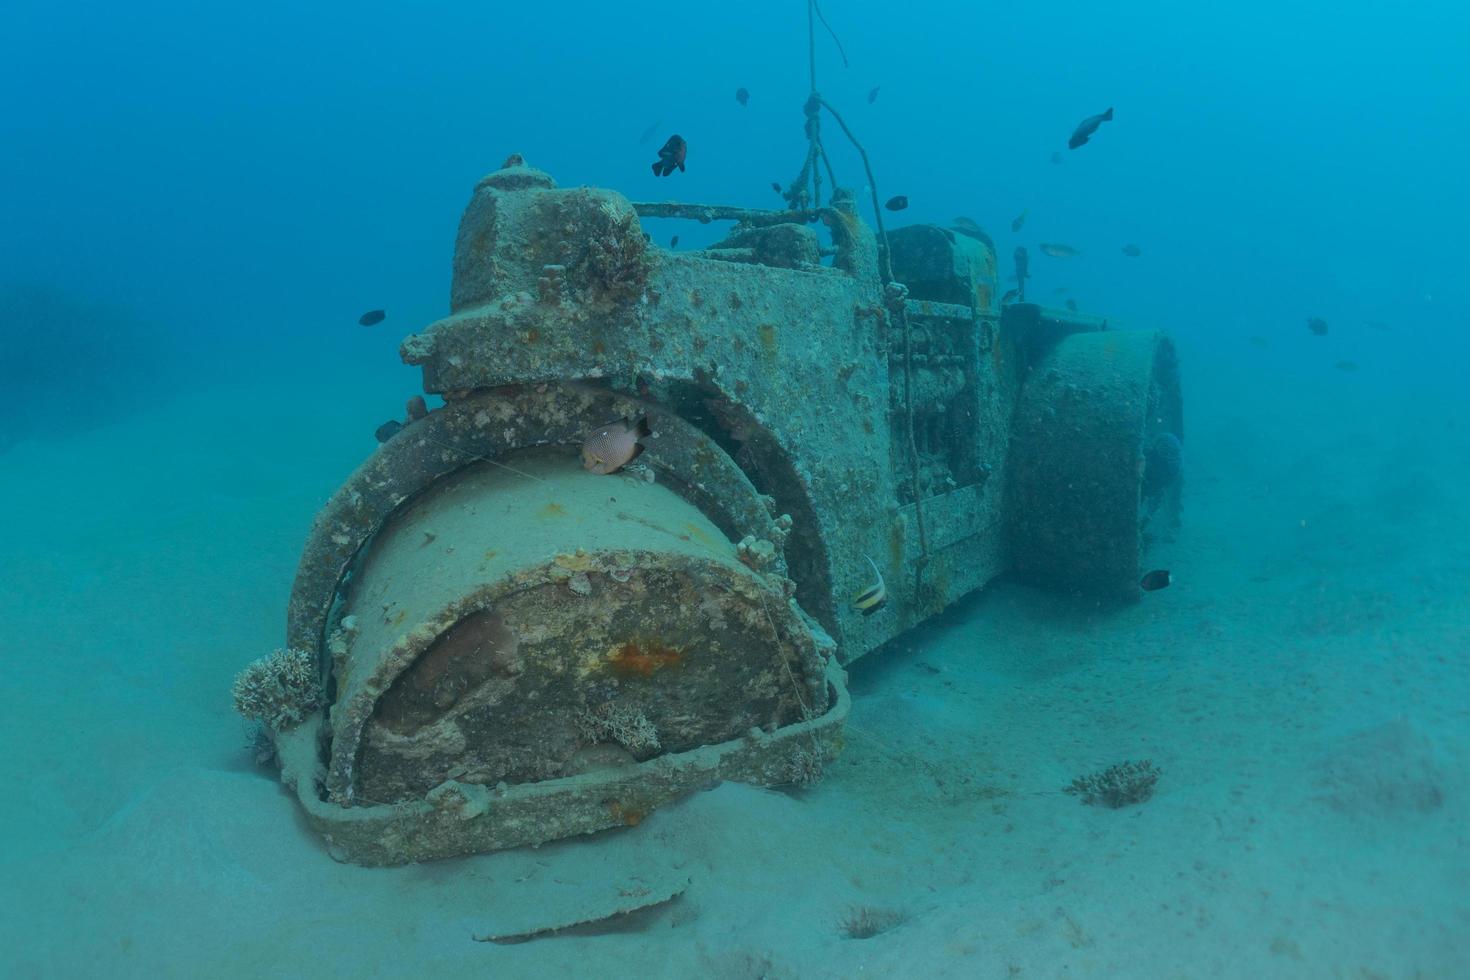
[951,219,993,248]
[1038,243,1079,258]
[1307,317,1328,336]
[638,120,662,145]
[501,153,525,169]
[952,216,985,238]
[669,235,679,248]
[358,309,386,327]
[736,87,750,107]
[651,135,687,177]
[852,554,887,615]
[1001,288,1020,304]
[868,86,880,104]
[1140,569,1172,592]
[1065,299,1078,312]
[582,417,650,474]
[1050,151,1064,165]
[374,420,403,443]
[1335,360,1360,372]
[1011,209,1028,232]
[885,195,908,212]
[771,181,783,195]
[1121,244,1142,257]
[1068,106,1114,149]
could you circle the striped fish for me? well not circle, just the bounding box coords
[852,554,887,615]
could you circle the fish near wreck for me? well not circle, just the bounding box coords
[1038,243,1080,258]
[651,135,687,177]
[582,417,651,474]
[852,555,887,615]
[1068,107,1113,149]
[952,216,987,239]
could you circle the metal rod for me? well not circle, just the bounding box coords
[632,202,823,226]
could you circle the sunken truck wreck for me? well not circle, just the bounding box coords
[253,161,1182,865]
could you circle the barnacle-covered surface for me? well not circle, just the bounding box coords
[326,448,827,806]
[286,382,779,659]
[274,655,847,866]
[1007,328,1183,599]
[400,162,1039,655]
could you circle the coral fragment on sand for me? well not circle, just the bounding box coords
[231,648,322,731]
[838,906,907,940]
[784,745,827,788]
[1065,759,1161,808]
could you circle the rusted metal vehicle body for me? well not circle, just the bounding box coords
[260,161,1182,864]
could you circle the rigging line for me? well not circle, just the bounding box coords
[816,144,839,204]
[816,94,931,581]
[807,0,817,92]
[811,0,850,69]
[797,2,930,584]
[814,97,888,277]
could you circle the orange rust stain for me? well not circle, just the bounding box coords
[592,340,606,355]
[608,801,646,826]
[539,502,567,519]
[607,639,685,678]
[525,328,540,344]
[681,522,717,549]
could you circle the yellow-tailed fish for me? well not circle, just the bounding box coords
[852,554,887,615]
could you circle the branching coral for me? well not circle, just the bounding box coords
[1065,759,1161,808]
[231,648,322,731]
[574,703,661,756]
[784,745,827,788]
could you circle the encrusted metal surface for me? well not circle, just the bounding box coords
[1006,329,1184,598]
[287,383,779,659]
[262,161,1183,864]
[276,658,848,867]
[325,450,827,806]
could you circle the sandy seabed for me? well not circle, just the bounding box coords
[2,347,1466,979]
